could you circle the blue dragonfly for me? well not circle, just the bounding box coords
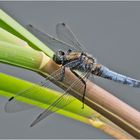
[5,23,140,127]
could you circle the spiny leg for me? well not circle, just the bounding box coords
[81,72,90,108]
[59,58,87,107]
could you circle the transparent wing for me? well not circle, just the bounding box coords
[4,100,35,113]
[4,68,61,113]
[26,24,79,52]
[56,23,85,51]
[4,60,81,113]
[30,70,89,127]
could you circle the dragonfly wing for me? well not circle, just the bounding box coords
[30,92,75,127]
[4,60,81,113]
[30,70,89,127]
[26,24,78,52]
[56,23,84,51]
[4,67,64,113]
[4,100,34,113]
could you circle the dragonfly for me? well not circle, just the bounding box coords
[5,22,140,127]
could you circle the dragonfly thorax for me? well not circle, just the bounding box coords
[53,50,97,73]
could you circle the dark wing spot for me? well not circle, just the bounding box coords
[28,24,33,27]
[62,23,66,26]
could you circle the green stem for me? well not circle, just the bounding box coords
[0,41,42,70]
[0,9,54,58]
[0,42,95,119]
[0,72,92,124]
[0,10,134,138]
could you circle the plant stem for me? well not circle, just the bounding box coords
[89,119,133,139]
[42,57,140,138]
[0,42,139,138]
[0,27,28,47]
[0,72,133,139]
[0,73,90,124]
[0,9,54,57]
[0,9,136,138]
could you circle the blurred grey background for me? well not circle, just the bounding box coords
[0,1,140,139]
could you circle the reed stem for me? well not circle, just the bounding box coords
[0,9,139,138]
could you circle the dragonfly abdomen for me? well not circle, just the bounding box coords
[94,65,140,88]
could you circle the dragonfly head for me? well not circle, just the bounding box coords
[53,50,65,65]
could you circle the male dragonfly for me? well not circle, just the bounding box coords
[5,23,140,127]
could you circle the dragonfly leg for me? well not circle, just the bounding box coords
[70,69,87,109]
[60,58,82,81]
[60,66,66,81]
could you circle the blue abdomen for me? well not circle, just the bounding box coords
[98,66,140,88]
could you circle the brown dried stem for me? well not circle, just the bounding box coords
[40,57,140,138]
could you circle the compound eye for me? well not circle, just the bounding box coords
[68,49,72,53]
[59,51,65,55]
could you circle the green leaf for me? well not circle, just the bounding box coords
[0,9,54,58]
